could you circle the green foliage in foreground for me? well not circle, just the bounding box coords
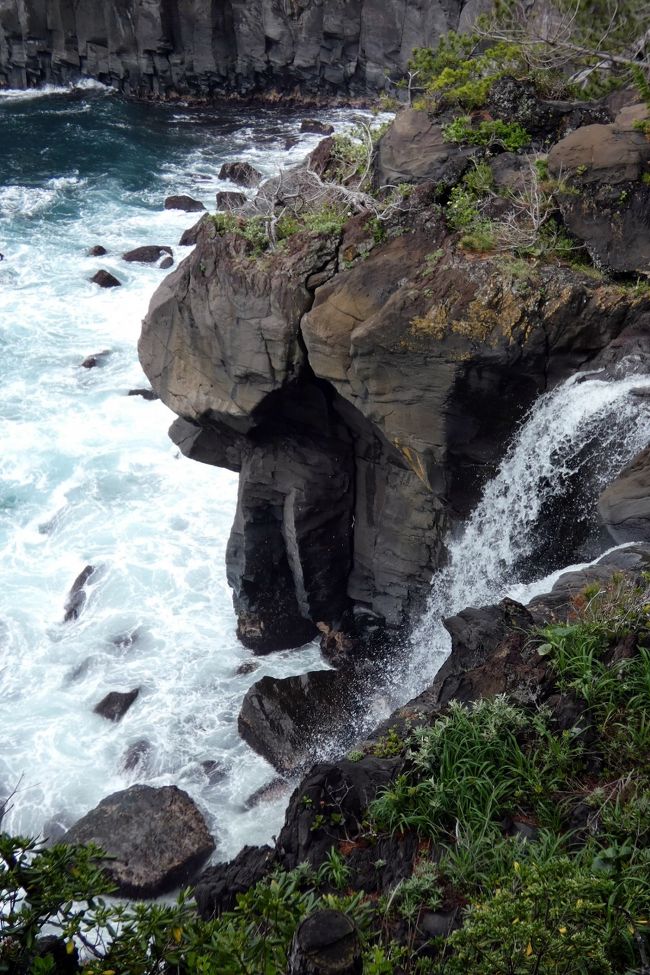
[443,116,531,152]
[2,576,650,974]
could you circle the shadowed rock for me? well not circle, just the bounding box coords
[159,255,174,269]
[62,784,215,897]
[599,446,650,543]
[90,269,121,288]
[238,671,359,775]
[121,737,151,772]
[164,194,205,212]
[244,777,290,809]
[300,119,335,135]
[195,845,276,919]
[63,565,95,622]
[128,387,159,400]
[219,161,262,187]
[288,911,362,975]
[123,245,173,264]
[93,688,140,722]
[216,191,246,210]
[87,244,107,256]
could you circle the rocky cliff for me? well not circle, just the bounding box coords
[0,0,473,96]
[138,102,650,653]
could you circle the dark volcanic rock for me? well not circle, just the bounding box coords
[288,910,362,975]
[244,777,291,809]
[123,245,173,264]
[159,256,174,270]
[0,1,467,98]
[93,688,139,722]
[548,104,650,274]
[300,119,335,135]
[179,215,210,246]
[81,349,111,368]
[128,387,159,400]
[195,845,276,919]
[216,191,246,211]
[34,936,79,975]
[63,565,95,622]
[87,244,107,256]
[219,161,262,187]
[599,446,650,543]
[62,784,215,897]
[90,269,121,288]
[238,670,359,775]
[164,194,205,212]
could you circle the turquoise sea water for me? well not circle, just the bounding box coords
[0,83,343,857]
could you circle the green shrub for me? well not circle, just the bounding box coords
[443,116,531,152]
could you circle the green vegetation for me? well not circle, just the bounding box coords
[3,577,650,973]
[443,116,531,152]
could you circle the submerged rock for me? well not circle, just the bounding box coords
[87,244,107,256]
[128,387,159,400]
[123,245,173,264]
[81,349,111,369]
[93,688,140,722]
[244,777,290,809]
[63,565,95,622]
[62,784,215,897]
[164,194,205,212]
[121,738,151,772]
[300,119,335,135]
[219,161,262,187]
[159,255,174,269]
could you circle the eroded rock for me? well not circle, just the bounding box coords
[164,194,205,212]
[63,565,95,622]
[90,269,121,288]
[599,445,650,543]
[62,784,215,897]
[123,245,173,264]
[93,688,139,722]
[219,161,262,187]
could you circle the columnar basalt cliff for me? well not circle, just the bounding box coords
[1,0,474,96]
[138,108,650,653]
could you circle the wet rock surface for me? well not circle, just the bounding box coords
[90,269,121,288]
[123,245,173,264]
[219,161,262,187]
[63,784,215,897]
[164,194,205,212]
[216,191,247,210]
[63,565,95,622]
[93,688,140,722]
[599,445,650,543]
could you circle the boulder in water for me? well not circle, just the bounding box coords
[128,387,159,400]
[219,161,262,187]
[300,119,335,135]
[87,244,107,256]
[238,670,359,775]
[93,688,140,722]
[164,194,205,212]
[121,738,151,773]
[81,349,111,369]
[62,784,215,897]
[244,777,290,809]
[63,565,96,622]
[159,255,174,269]
[90,269,121,288]
[123,245,173,264]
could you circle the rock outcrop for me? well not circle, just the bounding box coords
[0,0,473,97]
[62,784,215,897]
[139,199,650,648]
[599,446,650,543]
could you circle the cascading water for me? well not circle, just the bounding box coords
[400,371,650,699]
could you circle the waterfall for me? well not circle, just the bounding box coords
[395,371,650,702]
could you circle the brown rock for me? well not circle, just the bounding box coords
[164,194,205,212]
[219,161,262,187]
[90,269,121,288]
[123,245,173,264]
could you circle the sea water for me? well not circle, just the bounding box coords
[0,83,359,857]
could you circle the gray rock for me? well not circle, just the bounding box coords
[159,256,174,269]
[300,119,335,135]
[123,245,173,264]
[81,349,111,368]
[0,0,467,98]
[121,738,151,772]
[373,108,475,187]
[62,784,215,897]
[87,244,107,256]
[128,387,159,400]
[93,688,139,722]
[599,446,650,543]
[288,910,362,975]
[164,194,205,212]
[219,161,262,187]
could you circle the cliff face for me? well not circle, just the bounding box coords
[138,127,650,651]
[0,0,466,96]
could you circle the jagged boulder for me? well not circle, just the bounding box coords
[238,670,359,774]
[599,446,650,543]
[219,162,262,187]
[63,565,96,622]
[62,785,215,897]
[93,688,139,722]
[90,270,121,288]
[216,191,246,210]
[123,245,173,264]
[548,104,650,274]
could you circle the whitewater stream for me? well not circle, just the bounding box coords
[1,83,649,864]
